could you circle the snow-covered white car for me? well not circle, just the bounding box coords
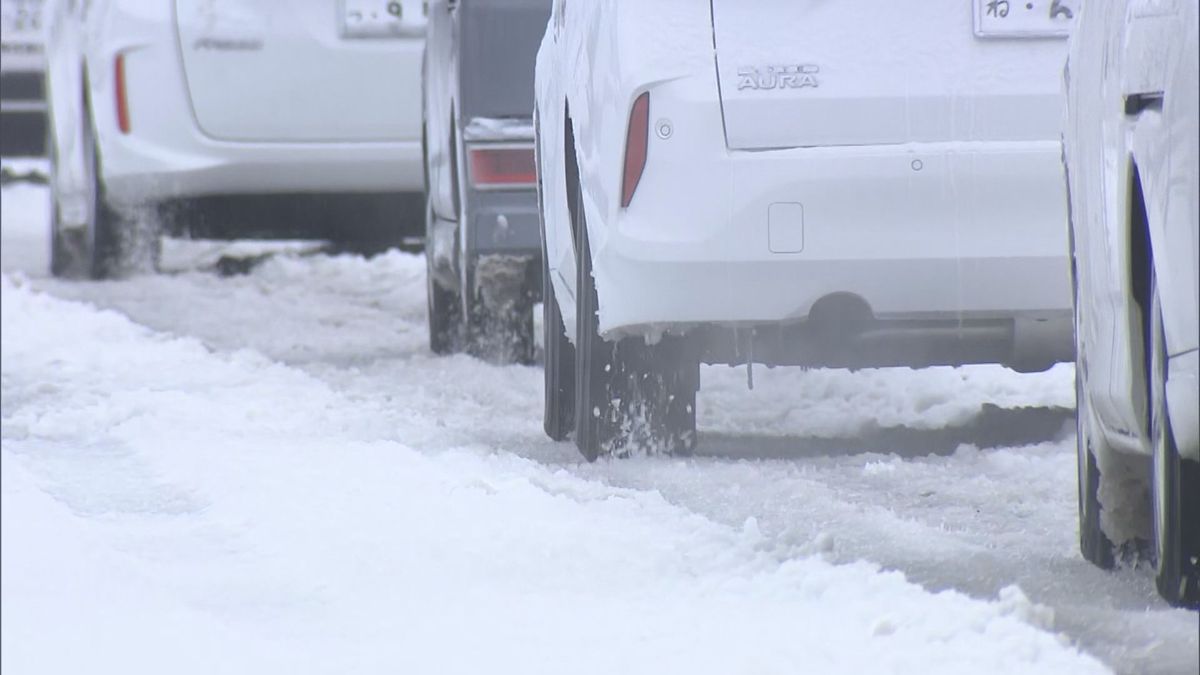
[422,0,551,363]
[44,0,427,278]
[1064,0,1198,607]
[535,0,1078,460]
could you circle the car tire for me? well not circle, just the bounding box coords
[55,110,159,280]
[424,126,463,355]
[1148,269,1200,608]
[537,111,575,440]
[425,191,463,355]
[50,201,89,278]
[1076,367,1117,569]
[1070,219,1118,570]
[571,180,697,461]
[542,247,575,441]
[426,249,463,355]
[49,131,88,278]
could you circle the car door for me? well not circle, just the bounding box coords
[1070,0,1154,440]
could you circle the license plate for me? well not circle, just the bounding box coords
[974,0,1078,38]
[340,0,424,39]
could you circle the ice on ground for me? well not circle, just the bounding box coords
[1,276,1108,674]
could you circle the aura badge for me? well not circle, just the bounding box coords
[737,65,819,91]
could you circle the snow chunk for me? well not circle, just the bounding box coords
[997,585,1057,632]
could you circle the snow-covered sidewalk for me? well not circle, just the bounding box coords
[1,270,1110,673]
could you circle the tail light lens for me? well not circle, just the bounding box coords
[114,53,130,134]
[620,91,650,208]
[468,145,536,189]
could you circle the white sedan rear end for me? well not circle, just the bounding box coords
[535,0,1077,460]
[45,0,426,277]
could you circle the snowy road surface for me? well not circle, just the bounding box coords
[2,165,1196,674]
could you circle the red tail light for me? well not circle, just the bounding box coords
[468,145,536,189]
[115,54,130,134]
[620,91,650,208]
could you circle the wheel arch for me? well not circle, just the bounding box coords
[563,101,581,262]
[1128,159,1153,436]
[449,103,461,222]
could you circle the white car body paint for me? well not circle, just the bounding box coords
[535,0,1075,371]
[1064,0,1199,460]
[44,0,425,224]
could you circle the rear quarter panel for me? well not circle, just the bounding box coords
[536,0,712,333]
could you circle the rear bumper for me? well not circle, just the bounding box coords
[691,312,1071,371]
[1167,348,1199,460]
[429,188,542,295]
[103,139,424,205]
[586,140,1074,369]
[593,254,1073,370]
[597,253,1072,325]
[467,188,541,255]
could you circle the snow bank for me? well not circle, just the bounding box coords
[700,362,1074,439]
[0,162,50,276]
[1,275,1108,674]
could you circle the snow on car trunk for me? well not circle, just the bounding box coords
[710,0,1073,150]
[0,273,1110,674]
[173,0,423,143]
